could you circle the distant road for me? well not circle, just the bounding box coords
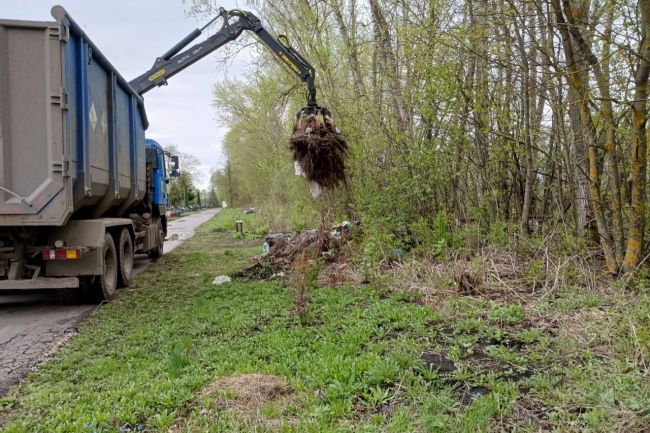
[0,208,221,395]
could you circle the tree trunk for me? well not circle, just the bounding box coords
[368,0,407,133]
[561,0,625,266]
[622,0,650,273]
[552,0,618,274]
[331,0,366,101]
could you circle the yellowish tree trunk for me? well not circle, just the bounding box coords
[552,0,618,274]
[622,0,650,273]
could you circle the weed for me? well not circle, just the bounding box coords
[168,337,192,378]
[488,303,525,324]
[360,386,391,411]
[289,252,318,325]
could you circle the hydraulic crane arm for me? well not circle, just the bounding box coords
[129,8,317,107]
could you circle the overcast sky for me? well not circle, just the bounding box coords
[0,0,257,189]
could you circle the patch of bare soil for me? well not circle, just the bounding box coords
[418,323,539,413]
[169,374,298,432]
[420,351,455,374]
[202,374,295,412]
[511,395,552,430]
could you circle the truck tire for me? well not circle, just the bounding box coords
[88,232,118,302]
[116,228,134,288]
[148,219,164,260]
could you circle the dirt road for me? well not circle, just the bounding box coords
[0,208,220,395]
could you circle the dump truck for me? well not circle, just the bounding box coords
[0,8,179,302]
[0,5,343,302]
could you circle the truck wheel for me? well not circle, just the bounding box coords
[148,219,164,260]
[88,233,118,302]
[116,228,134,288]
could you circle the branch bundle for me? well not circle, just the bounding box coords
[290,109,348,188]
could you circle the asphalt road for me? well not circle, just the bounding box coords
[0,208,221,395]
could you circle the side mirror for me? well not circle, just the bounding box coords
[170,169,180,178]
[171,155,180,170]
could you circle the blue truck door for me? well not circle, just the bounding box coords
[144,139,168,210]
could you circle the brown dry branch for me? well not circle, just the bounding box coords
[268,228,340,273]
[290,252,316,325]
[290,111,348,188]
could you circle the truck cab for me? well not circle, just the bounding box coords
[145,139,177,217]
[142,139,179,261]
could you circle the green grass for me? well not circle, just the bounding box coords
[1,211,649,432]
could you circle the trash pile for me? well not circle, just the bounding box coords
[234,221,360,281]
[290,107,348,197]
[234,229,338,281]
[266,228,338,268]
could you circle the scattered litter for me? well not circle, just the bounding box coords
[330,220,360,239]
[265,233,292,245]
[380,403,392,415]
[263,233,292,256]
[308,181,322,198]
[458,386,490,406]
[386,247,405,264]
[211,275,232,285]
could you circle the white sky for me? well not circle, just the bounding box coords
[0,0,256,189]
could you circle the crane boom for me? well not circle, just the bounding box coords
[129,8,317,106]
